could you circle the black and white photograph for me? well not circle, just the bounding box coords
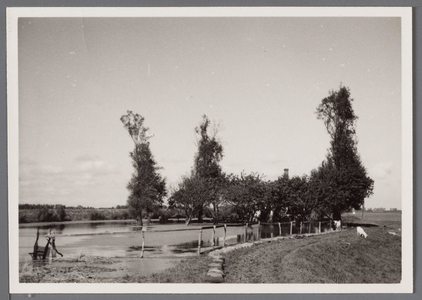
[7,7,413,294]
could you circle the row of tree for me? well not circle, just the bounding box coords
[121,85,374,225]
[19,204,100,210]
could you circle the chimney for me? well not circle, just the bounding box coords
[284,168,289,178]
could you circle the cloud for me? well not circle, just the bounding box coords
[19,158,37,167]
[370,162,393,179]
[159,155,187,164]
[77,160,117,174]
[261,153,285,165]
[75,154,101,162]
[19,155,120,203]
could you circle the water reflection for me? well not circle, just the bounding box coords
[20,222,332,262]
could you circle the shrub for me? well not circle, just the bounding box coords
[37,207,60,222]
[90,211,106,221]
[19,214,28,223]
[56,206,67,221]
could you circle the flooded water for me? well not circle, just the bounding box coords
[19,221,331,263]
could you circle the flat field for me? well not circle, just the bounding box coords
[342,211,402,228]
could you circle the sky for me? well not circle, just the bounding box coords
[18,17,402,209]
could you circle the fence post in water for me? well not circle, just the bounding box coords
[290,221,293,235]
[244,223,248,242]
[197,228,203,255]
[48,243,53,263]
[223,224,227,247]
[319,222,321,233]
[212,225,216,251]
[140,229,145,258]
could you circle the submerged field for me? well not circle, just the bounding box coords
[19,212,401,283]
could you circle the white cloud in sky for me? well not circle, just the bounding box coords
[370,162,393,179]
[261,153,285,165]
[19,156,120,205]
[158,154,187,164]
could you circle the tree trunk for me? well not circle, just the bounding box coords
[213,204,219,224]
[198,207,203,223]
[138,211,143,226]
[185,216,192,226]
[333,208,342,221]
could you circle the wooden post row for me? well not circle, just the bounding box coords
[197,228,202,255]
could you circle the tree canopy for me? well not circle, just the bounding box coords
[121,111,167,225]
[314,86,374,220]
[121,86,375,226]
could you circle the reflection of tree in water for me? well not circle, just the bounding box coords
[127,245,155,252]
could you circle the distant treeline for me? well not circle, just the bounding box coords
[19,205,131,223]
[19,204,128,210]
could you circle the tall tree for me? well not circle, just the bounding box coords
[225,172,272,222]
[192,115,224,222]
[271,173,290,221]
[315,86,374,220]
[168,174,209,225]
[121,111,167,225]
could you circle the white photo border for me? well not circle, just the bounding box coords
[7,6,413,294]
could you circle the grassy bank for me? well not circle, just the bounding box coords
[223,227,401,283]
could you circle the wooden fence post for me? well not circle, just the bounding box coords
[270,230,274,242]
[330,220,332,231]
[258,221,261,240]
[278,222,282,237]
[244,223,248,242]
[140,229,145,258]
[300,222,303,234]
[48,242,53,263]
[212,225,216,251]
[290,221,293,235]
[309,222,311,234]
[319,222,321,233]
[223,224,227,247]
[197,228,202,255]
